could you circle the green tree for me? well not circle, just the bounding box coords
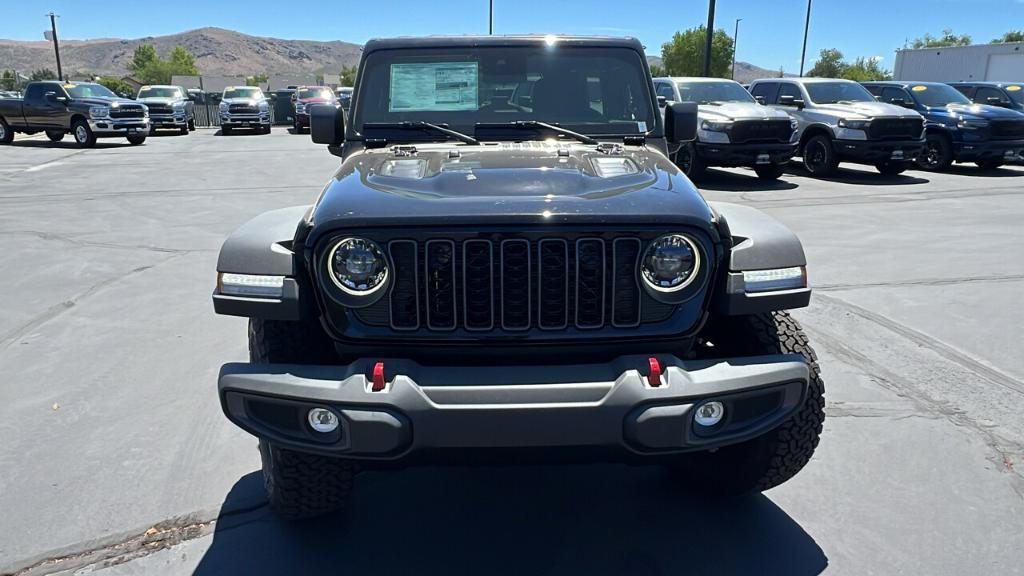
[1,69,15,91]
[128,45,159,77]
[125,44,199,84]
[97,76,134,97]
[247,72,268,87]
[841,57,892,81]
[807,49,845,77]
[649,64,666,78]
[661,26,734,77]
[993,30,1024,43]
[911,29,972,49]
[30,68,57,81]
[167,46,198,76]
[339,64,357,86]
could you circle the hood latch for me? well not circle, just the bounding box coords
[391,145,418,157]
[596,142,624,155]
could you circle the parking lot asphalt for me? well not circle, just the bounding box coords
[1,129,1022,575]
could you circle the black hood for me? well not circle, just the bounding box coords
[306,142,714,244]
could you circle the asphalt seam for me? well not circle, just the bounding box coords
[815,273,1024,291]
[0,230,208,255]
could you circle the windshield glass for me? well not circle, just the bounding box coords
[223,87,262,100]
[65,83,117,99]
[805,82,875,104]
[675,81,755,104]
[355,45,655,138]
[137,86,183,99]
[1004,84,1024,105]
[298,87,335,100]
[909,84,971,107]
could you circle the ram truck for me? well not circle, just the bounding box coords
[136,84,195,135]
[864,81,1024,171]
[291,86,338,133]
[653,77,797,181]
[749,77,925,176]
[951,82,1024,114]
[219,86,271,135]
[213,35,825,520]
[0,81,149,147]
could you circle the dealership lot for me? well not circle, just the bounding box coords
[1,130,1023,575]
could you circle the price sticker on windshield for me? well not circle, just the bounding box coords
[389,62,479,112]
[1007,85,1022,92]
[912,86,928,92]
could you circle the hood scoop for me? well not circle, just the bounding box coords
[379,158,427,179]
[591,156,639,178]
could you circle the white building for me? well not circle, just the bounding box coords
[894,43,1024,82]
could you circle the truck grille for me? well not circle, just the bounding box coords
[229,104,257,114]
[377,235,659,333]
[146,104,172,115]
[868,117,923,140]
[110,105,145,119]
[729,119,792,144]
[990,119,1024,140]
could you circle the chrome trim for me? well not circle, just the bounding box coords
[611,237,643,328]
[574,238,606,329]
[500,239,531,331]
[387,240,420,331]
[537,238,569,330]
[425,239,457,331]
[326,238,389,296]
[641,234,702,293]
[462,239,494,331]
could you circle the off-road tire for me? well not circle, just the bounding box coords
[676,142,706,181]
[0,117,13,144]
[247,318,335,365]
[802,134,838,176]
[976,159,1004,170]
[917,133,953,171]
[875,161,908,176]
[669,311,825,496]
[221,125,232,136]
[72,119,96,148]
[127,134,147,146]
[754,164,785,180]
[258,439,356,520]
[46,130,65,142]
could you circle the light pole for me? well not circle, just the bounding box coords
[799,0,813,77]
[47,12,63,81]
[732,18,742,80]
[489,0,493,35]
[703,0,716,77]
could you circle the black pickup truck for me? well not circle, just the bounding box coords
[0,81,149,147]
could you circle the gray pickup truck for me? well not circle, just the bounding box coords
[136,84,195,135]
[749,78,926,176]
[218,86,272,135]
[0,81,149,147]
[654,77,798,181]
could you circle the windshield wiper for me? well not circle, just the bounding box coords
[476,120,599,145]
[364,121,479,145]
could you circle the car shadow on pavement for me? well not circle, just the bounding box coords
[7,140,132,149]
[695,169,800,192]
[785,165,929,186]
[943,164,1024,177]
[216,129,272,136]
[194,465,827,576]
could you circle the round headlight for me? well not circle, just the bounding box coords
[641,234,700,292]
[327,238,388,294]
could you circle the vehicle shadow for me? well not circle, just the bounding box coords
[695,168,800,192]
[216,128,272,136]
[943,164,1024,177]
[8,140,132,149]
[785,164,929,186]
[194,465,828,575]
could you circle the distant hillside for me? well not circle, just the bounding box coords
[0,27,362,77]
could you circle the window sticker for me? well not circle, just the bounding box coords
[389,62,479,112]
[1007,85,1022,92]
[911,85,928,92]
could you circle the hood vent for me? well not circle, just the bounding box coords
[591,157,639,178]
[380,159,428,179]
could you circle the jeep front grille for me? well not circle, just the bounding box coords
[378,236,655,333]
[729,119,792,144]
[868,117,924,140]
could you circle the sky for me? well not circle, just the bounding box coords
[3,0,1023,72]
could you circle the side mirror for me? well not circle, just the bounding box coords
[889,97,907,106]
[311,103,345,146]
[657,95,667,108]
[987,96,1010,107]
[44,91,60,104]
[664,101,698,143]
[755,95,766,105]
[777,95,805,108]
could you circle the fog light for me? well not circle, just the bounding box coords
[307,408,339,433]
[694,401,725,427]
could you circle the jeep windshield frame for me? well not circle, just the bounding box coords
[805,82,876,105]
[351,43,657,143]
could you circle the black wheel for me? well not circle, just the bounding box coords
[46,130,64,142]
[263,125,272,134]
[126,134,147,146]
[875,161,908,176]
[976,159,1005,170]
[293,119,301,133]
[188,118,196,131]
[180,125,190,135]
[72,119,96,148]
[249,318,351,519]
[668,311,826,496]
[675,142,706,181]
[0,117,12,144]
[754,164,785,180]
[917,133,953,171]
[221,125,232,135]
[801,134,838,176]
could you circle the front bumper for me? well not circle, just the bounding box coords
[149,113,188,129]
[954,138,1024,162]
[219,354,809,461]
[88,117,149,135]
[833,138,925,163]
[695,142,797,167]
[220,112,271,127]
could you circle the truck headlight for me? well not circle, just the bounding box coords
[790,118,799,130]
[957,118,989,130]
[641,234,700,292]
[295,103,307,114]
[172,101,185,109]
[259,101,269,111]
[89,106,110,119]
[327,238,389,294]
[700,120,732,132]
[219,102,229,112]
[838,118,871,130]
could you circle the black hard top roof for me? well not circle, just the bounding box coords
[363,35,645,53]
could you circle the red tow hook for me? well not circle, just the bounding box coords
[371,362,386,392]
[647,357,663,387]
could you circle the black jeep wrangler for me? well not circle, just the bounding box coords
[213,35,825,519]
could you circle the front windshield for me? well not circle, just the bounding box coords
[138,86,183,99]
[223,87,262,100]
[910,84,971,107]
[805,82,875,104]
[355,45,655,138]
[1004,85,1024,105]
[299,87,335,100]
[65,83,117,99]
[675,81,755,104]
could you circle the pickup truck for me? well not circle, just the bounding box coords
[218,86,271,135]
[0,81,149,147]
[136,84,195,135]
